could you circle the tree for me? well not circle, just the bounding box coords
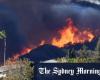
[0,30,6,39]
[76,45,89,58]
[0,30,6,65]
[95,37,100,56]
[3,59,34,80]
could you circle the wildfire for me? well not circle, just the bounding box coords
[13,47,32,60]
[51,18,95,47]
[12,18,95,60]
[40,40,45,46]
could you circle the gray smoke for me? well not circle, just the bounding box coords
[0,0,100,59]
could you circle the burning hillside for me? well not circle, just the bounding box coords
[13,47,32,60]
[13,18,95,60]
[51,18,95,47]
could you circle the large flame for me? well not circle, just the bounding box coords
[51,18,95,47]
[12,18,95,60]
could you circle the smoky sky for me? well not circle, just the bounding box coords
[0,0,100,59]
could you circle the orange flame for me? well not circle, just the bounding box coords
[13,47,32,60]
[40,40,45,46]
[51,18,95,47]
[12,18,95,60]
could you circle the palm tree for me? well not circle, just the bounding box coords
[0,30,6,65]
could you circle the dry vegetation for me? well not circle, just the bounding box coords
[1,59,34,80]
[56,38,100,63]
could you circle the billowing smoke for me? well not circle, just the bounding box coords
[0,0,100,60]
